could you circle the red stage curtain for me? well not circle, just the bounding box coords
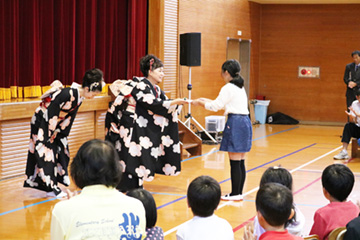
[127,0,148,79]
[0,0,147,99]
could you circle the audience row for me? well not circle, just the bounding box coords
[50,139,360,240]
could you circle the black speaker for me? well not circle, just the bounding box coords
[180,32,201,66]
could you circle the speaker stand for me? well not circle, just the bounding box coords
[183,67,218,144]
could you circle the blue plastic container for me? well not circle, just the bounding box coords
[254,100,270,124]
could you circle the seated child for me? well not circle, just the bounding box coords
[253,167,305,239]
[245,183,304,240]
[176,175,234,240]
[309,164,360,240]
[127,189,164,240]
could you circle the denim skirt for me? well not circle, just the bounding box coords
[220,114,252,153]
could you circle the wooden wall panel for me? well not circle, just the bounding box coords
[163,0,179,100]
[178,0,261,126]
[259,4,360,124]
[0,119,30,179]
[95,110,107,139]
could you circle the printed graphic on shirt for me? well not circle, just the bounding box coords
[73,212,143,239]
[119,212,142,239]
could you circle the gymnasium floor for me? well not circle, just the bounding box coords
[1,124,359,239]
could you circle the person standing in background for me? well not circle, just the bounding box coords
[344,50,360,111]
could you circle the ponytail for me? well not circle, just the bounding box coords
[230,74,244,89]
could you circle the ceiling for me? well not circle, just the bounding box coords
[248,0,360,4]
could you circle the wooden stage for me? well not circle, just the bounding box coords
[1,124,360,239]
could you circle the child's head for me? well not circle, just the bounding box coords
[127,189,157,229]
[321,164,354,202]
[260,167,293,191]
[187,175,221,217]
[256,183,293,228]
[71,139,122,189]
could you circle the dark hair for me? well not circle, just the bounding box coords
[71,139,122,189]
[351,50,360,57]
[256,183,293,227]
[321,164,354,202]
[260,167,293,191]
[222,59,244,89]
[140,54,163,77]
[82,68,104,92]
[260,167,295,227]
[127,189,157,228]
[355,88,360,97]
[187,175,221,217]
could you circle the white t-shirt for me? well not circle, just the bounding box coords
[176,214,234,240]
[204,83,249,115]
[349,100,360,126]
[51,185,146,240]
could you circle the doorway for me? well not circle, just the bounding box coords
[226,38,251,95]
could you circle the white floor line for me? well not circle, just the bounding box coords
[164,145,342,236]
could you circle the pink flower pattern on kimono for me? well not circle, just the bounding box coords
[36,143,45,157]
[115,140,122,152]
[60,116,71,130]
[108,104,116,114]
[51,90,61,100]
[123,134,132,148]
[139,136,153,149]
[29,137,35,154]
[44,146,54,162]
[150,147,160,158]
[110,122,120,134]
[142,93,155,105]
[129,142,142,157]
[136,116,148,128]
[135,165,154,182]
[61,101,72,110]
[56,163,66,176]
[173,143,181,154]
[31,115,36,124]
[49,116,58,131]
[153,114,169,128]
[37,128,44,142]
[119,126,130,138]
[158,144,165,157]
[119,160,126,172]
[136,81,147,91]
[135,165,151,179]
[162,163,179,176]
[161,135,174,147]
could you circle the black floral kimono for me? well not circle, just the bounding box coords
[105,77,182,191]
[24,83,83,195]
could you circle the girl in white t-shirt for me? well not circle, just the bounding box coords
[193,59,252,201]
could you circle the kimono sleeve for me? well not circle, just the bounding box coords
[131,81,174,117]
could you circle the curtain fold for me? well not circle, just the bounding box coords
[127,0,148,79]
[0,0,147,100]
